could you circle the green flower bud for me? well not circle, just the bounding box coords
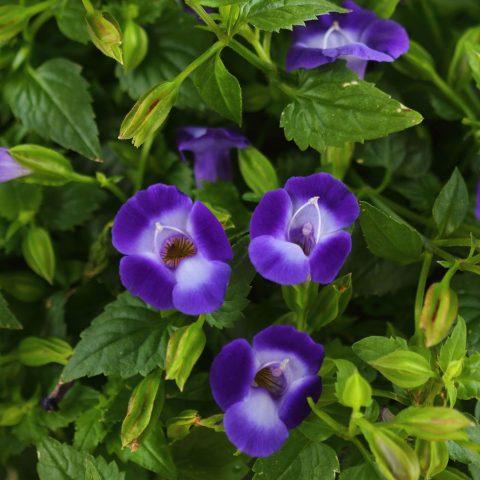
[393,407,472,441]
[321,142,354,180]
[119,81,178,147]
[122,20,148,72]
[420,282,459,347]
[334,359,372,411]
[0,271,48,302]
[166,409,199,441]
[22,226,56,284]
[369,350,434,389]
[359,419,420,480]
[415,440,449,479]
[121,371,164,450]
[85,10,123,64]
[0,402,27,426]
[17,337,72,366]
[9,145,80,186]
[165,317,206,391]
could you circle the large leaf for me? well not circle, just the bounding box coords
[193,52,242,124]
[253,431,339,479]
[280,66,423,152]
[5,59,100,159]
[0,182,42,221]
[240,0,344,32]
[37,437,125,480]
[359,202,424,264]
[0,291,22,330]
[55,0,89,44]
[63,293,169,381]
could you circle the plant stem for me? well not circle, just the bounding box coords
[185,0,224,38]
[372,389,409,406]
[135,135,153,192]
[414,251,433,337]
[352,437,374,466]
[308,398,350,439]
[228,39,276,75]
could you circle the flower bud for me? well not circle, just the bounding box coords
[415,440,449,478]
[119,81,178,147]
[121,371,164,450]
[17,337,72,366]
[369,350,434,389]
[359,419,420,480]
[0,271,48,302]
[85,10,123,64]
[9,145,79,186]
[22,226,56,284]
[0,147,31,183]
[0,402,27,426]
[393,407,472,441]
[0,5,29,43]
[420,282,459,347]
[166,409,199,441]
[321,143,354,180]
[122,20,148,71]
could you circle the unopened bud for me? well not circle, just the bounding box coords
[18,337,73,367]
[22,226,56,284]
[85,10,123,64]
[119,81,179,147]
[415,440,449,478]
[122,20,148,71]
[0,147,30,183]
[420,282,458,347]
[166,409,199,441]
[0,271,48,302]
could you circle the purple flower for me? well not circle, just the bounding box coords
[0,147,30,183]
[210,325,324,457]
[112,183,233,315]
[249,173,359,285]
[177,127,249,187]
[286,0,409,78]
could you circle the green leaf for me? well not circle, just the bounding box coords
[39,184,106,231]
[116,424,176,478]
[238,147,279,196]
[55,0,89,44]
[394,40,438,82]
[333,359,372,411]
[22,226,56,284]
[369,350,435,389]
[193,53,242,125]
[280,67,423,152]
[62,293,169,381]
[205,237,255,329]
[457,352,480,400]
[359,134,407,172]
[0,182,42,221]
[359,201,424,264]
[448,26,480,88]
[352,336,408,363]
[37,437,125,480]
[339,464,383,480]
[365,0,400,17]
[17,336,72,366]
[0,291,22,329]
[73,408,108,453]
[467,42,480,89]
[5,59,100,159]
[252,430,339,479]
[240,0,345,32]
[432,168,468,236]
[439,317,467,374]
[172,428,248,480]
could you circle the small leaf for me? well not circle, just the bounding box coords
[439,317,467,375]
[432,168,468,236]
[22,226,56,284]
[353,336,408,364]
[193,53,242,125]
[359,201,423,264]
[333,359,372,411]
[17,337,72,366]
[238,147,279,196]
[0,291,22,330]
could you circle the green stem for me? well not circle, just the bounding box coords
[372,389,409,406]
[228,39,276,76]
[185,0,223,37]
[308,398,350,439]
[175,41,225,84]
[432,238,478,248]
[414,251,433,338]
[81,0,94,14]
[135,135,153,192]
[352,437,374,467]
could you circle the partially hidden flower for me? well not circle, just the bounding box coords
[0,147,31,183]
[177,127,249,187]
[112,183,233,315]
[286,0,409,78]
[249,173,359,285]
[210,325,324,457]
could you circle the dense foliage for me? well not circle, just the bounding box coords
[1,0,480,478]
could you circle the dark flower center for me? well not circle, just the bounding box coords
[253,362,288,396]
[161,234,197,269]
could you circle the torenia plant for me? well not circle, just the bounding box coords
[1,0,480,479]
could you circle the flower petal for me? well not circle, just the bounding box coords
[279,375,322,429]
[249,235,309,285]
[224,388,289,457]
[172,256,231,315]
[187,201,233,262]
[210,339,256,411]
[309,230,351,284]
[0,148,30,183]
[112,183,192,256]
[285,173,359,233]
[119,255,175,310]
[193,150,232,186]
[253,325,324,378]
[250,189,293,240]
[286,46,335,72]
